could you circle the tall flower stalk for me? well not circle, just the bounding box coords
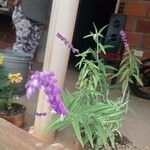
[118,30,143,102]
[56,33,79,54]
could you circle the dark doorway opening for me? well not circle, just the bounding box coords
[0,10,15,49]
[69,0,117,67]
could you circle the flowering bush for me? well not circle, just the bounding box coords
[0,55,23,112]
[26,25,142,149]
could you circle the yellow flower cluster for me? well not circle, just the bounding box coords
[8,73,23,84]
[0,55,4,64]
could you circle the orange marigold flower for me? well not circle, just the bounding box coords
[0,55,4,64]
[8,73,23,84]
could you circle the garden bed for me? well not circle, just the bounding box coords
[84,135,140,150]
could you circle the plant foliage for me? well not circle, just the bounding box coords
[45,25,141,149]
[0,56,22,112]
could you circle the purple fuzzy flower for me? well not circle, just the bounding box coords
[32,79,41,88]
[26,71,68,117]
[56,33,79,54]
[120,30,129,48]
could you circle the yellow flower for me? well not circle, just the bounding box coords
[0,55,4,64]
[8,73,23,84]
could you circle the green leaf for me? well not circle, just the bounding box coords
[80,118,94,148]
[122,80,128,96]
[94,121,107,148]
[105,65,118,71]
[120,69,129,81]
[98,24,108,34]
[107,129,115,148]
[117,63,128,75]
[83,31,95,39]
[103,44,114,49]
[132,74,143,86]
[98,43,106,54]
[72,120,84,147]
[93,22,98,34]
[120,56,129,65]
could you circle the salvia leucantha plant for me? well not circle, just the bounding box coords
[26,24,142,149]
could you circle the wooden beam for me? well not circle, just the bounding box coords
[0,118,51,150]
[115,0,121,14]
[33,0,80,143]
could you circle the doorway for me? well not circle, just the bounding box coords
[0,8,15,49]
[69,0,117,66]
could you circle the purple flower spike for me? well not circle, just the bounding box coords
[56,33,79,54]
[26,71,68,117]
[120,30,129,48]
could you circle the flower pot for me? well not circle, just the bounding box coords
[0,103,26,127]
[0,49,32,95]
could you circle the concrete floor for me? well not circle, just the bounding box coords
[19,66,150,150]
[121,97,150,150]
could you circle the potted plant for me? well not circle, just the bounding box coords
[0,55,26,127]
[0,50,32,95]
[26,25,142,149]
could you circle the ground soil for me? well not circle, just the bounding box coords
[84,135,140,150]
[113,135,140,150]
[0,103,25,116]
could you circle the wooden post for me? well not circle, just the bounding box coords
[0,118,50,149]
[33,0,80,143]
[115,0,120,14]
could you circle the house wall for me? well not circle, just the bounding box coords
[120,0,150,59]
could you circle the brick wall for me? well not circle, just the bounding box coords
[121,0,150,59]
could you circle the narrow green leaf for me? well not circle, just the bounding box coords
[120,69,129,81]
[98,24,108,34]
[80,118,94,148]
[72,120,84,147]
[132,74,143,86]
[98,43,106,54]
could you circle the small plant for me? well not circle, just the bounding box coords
[26,25,142,149]
[118,31,143,103]
[0,55,23,113]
